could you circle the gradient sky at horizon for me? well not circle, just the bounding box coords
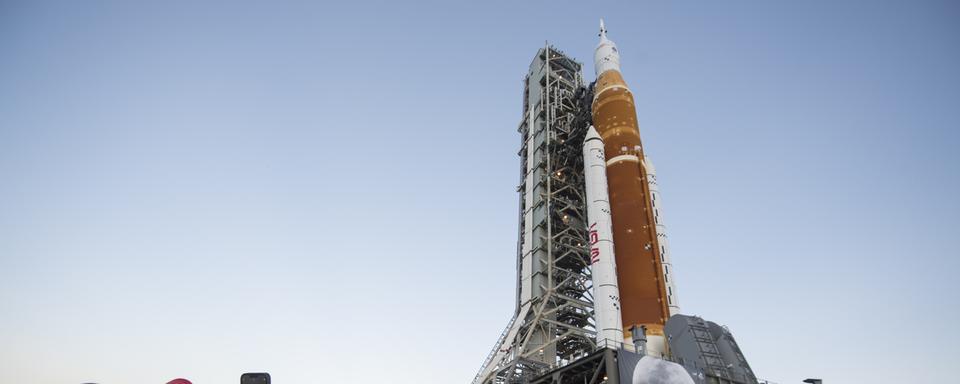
[1,1,958,383]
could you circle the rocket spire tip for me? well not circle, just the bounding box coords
[599,18,606,37]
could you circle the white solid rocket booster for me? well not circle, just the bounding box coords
[583,125,624,347]
[643,157,681,316]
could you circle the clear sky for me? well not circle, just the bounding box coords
[1,1,957,383]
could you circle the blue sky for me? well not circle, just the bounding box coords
[1,1,957,383]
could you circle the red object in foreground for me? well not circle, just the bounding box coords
[167,379,192,384]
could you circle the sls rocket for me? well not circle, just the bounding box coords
[586,19,678,357]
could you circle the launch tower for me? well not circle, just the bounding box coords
[473,44,598,384]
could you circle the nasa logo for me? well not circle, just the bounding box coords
[589,223,600,264]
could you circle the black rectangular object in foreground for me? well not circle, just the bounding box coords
[241,373,270,384]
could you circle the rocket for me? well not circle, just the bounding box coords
[588,19,678,356]
[583,125,624,348]
[645,156,680,317]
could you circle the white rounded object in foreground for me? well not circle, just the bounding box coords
[631,356,696,384]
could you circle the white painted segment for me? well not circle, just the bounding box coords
[606,154,639,166]
[595,19,621,77]
[583,126,624,348]
[646,334,668,359]
[643,157,681,316]
[520,112,535,304]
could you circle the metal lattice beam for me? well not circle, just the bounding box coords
[474,45,598,384]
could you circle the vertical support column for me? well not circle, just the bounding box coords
[630,325,647,356]
[603,349,620,384]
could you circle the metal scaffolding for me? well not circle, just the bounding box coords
[474,45,597,384]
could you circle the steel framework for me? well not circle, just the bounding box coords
[474,45,598,384]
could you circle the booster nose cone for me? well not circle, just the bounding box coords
[586,125,601,142]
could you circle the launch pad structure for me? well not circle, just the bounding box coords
[473,45,600,384]
[474,22,762,384]
[471,43,654,384]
